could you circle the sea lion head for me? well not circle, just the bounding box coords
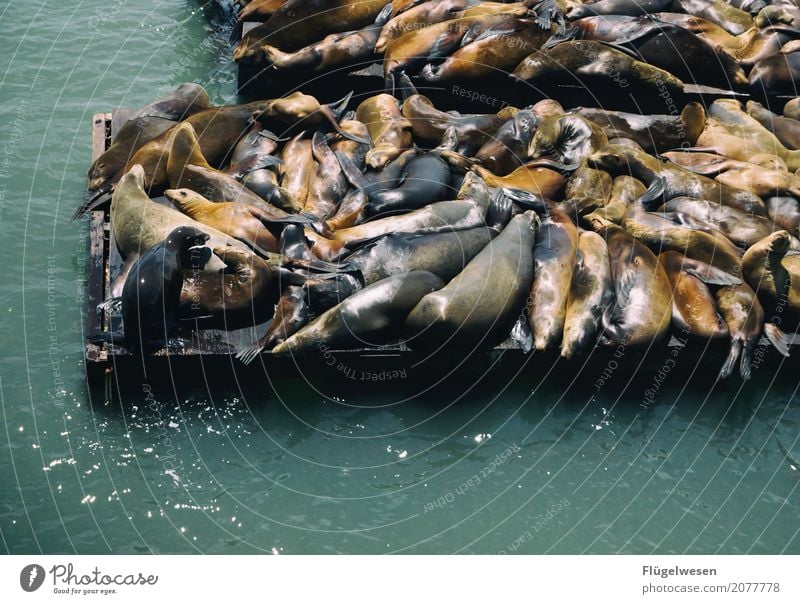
[164,226,212,269]
[529,115,606,167]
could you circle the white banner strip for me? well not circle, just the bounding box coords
[1,555,798,603]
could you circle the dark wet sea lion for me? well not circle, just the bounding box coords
[179,246,281,330]
[119,226,211,352]
[357,94,413,170]
[472,109,538,175]
[589,220,672,347]
[587,145,766,216]
[164,188,290,253]
[419,16,554,83]
[404,211,537,349]
[659,251,729,340]
[561,231,613,359]
[272,271,444,355]
[376,0,472,54]
[529,115,608,167]
[237,285,310,363]
[511,40,685,99]
[574,103,706,154]
[573,16,747,88]
[567,0,672,19]
[401,94,514,156]
[766,196,800,235]
[252,4,392,72]
[658,196,775,247]
[235,0,387,57]
[747,100,800,150]
[750,49,800,101]
[87,83,211,191]
[671,0,753,35]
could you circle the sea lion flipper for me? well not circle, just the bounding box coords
[681,261,741,286]
[510,315,534,353]
[719,339,742,379]
[637,176,668,207]
[764,322,791,357]
[335,150,372,191]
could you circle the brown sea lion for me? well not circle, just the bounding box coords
[587,145,766,216]
[784,97,800,121]
[583,174,645,224]
[404,211,538,349]
[561,231,614,359]
[303,132,348,220]
[375,0,472,54]
[671,0,753,35]
[747,100,800,150]
[511,40,685,100]
[528,115,608,167]
[471,109,538,175]
[658,251,730,340]
[589,219,672,347]
[574,103,706,154]
[87,83,211,192]
[236,0,287,22]
[750,49,800,102]
[279,134,313,211]
[567,0,672,19]
[237,285,310,363]
[472,163,565,200]
[742,230,800,317]
[356,94,413,169]
[164,188,285,253]
[561,162,613,216]
[272,271,445,355]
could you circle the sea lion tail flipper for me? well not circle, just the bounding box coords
[73,187,113,221]
[397,73,418,101]
[682,260,741,286]
[764,323,791,357]
[236,340,265,365]
[739,343,754,381]
[375,3,394,26]
[335,151,372,191]
[327,91,354,121]
[542,24,579,49]
[501,187,549,213]
[318,100,370,145]
[441,150,474,172]
[719,339,741,380]
[250,206,314,226]
[510,316,534,353]
[487,188,514,230]
[637,176,668,208]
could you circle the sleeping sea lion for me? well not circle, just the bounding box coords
[375,0,473,54]
[671,0,753,35]
[356,94,413,169]
[747,100,800,150]
[567,0,672,19]
[471,109,538,175]
[528,114,608,167]
[583,174,644,225]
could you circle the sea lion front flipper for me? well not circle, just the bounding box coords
[510,315,534,353]
[109,255,138,298]
[764,322,791,357]
[681,259,741,286]
[223,153,283,179]
[637,176,668,208]
[397,73,418,101]
[719,338,742,380]
[248,205,314,226]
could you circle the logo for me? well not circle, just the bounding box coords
[20,564,45,592]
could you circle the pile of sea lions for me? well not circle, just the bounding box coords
[232,0,800,95]
[82,79,800,379]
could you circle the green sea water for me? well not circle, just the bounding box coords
[1,0,799,554]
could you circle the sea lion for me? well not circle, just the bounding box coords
[658,251,730,340]
[236,0,286,22]
[572,16,747,88]
[766,196,800,235]
[235,0,387,58]
[237,285,310,363]
[87,83,211,192]
[671,0,753,35]
[356,94,413,169]
[742,230,800,317]
[166,122,296,214]
[587,145,766,216]
[401,93,514,156]
[561,231,614,358]
[471,109,538,175]
[472,163,565,200]
[528,114,608,167]
[561,162,613,216]
[661,151,800,199]
[503,192,578,351]
[306,172,504,260]
[250,4,393,72]
[622,208,743,278]
[164,188,291,253]
[589,219,672,347]
[419,16,554,83]
[279,134,314,211]
[583,174,644,224]
[272,271,444,355]
[110,166,249,272]
[511,40,685,100]
[750,49,800,102]
[303,132,348,220]
[658,196,776,247]
[747,100,800,150]
[404,211,538,349]
[118,226,211,352]
[567,0,672,19]
[375,0,473,54]
[784,97,800,121]
[574,103,706,154]
[179,246,282,330]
